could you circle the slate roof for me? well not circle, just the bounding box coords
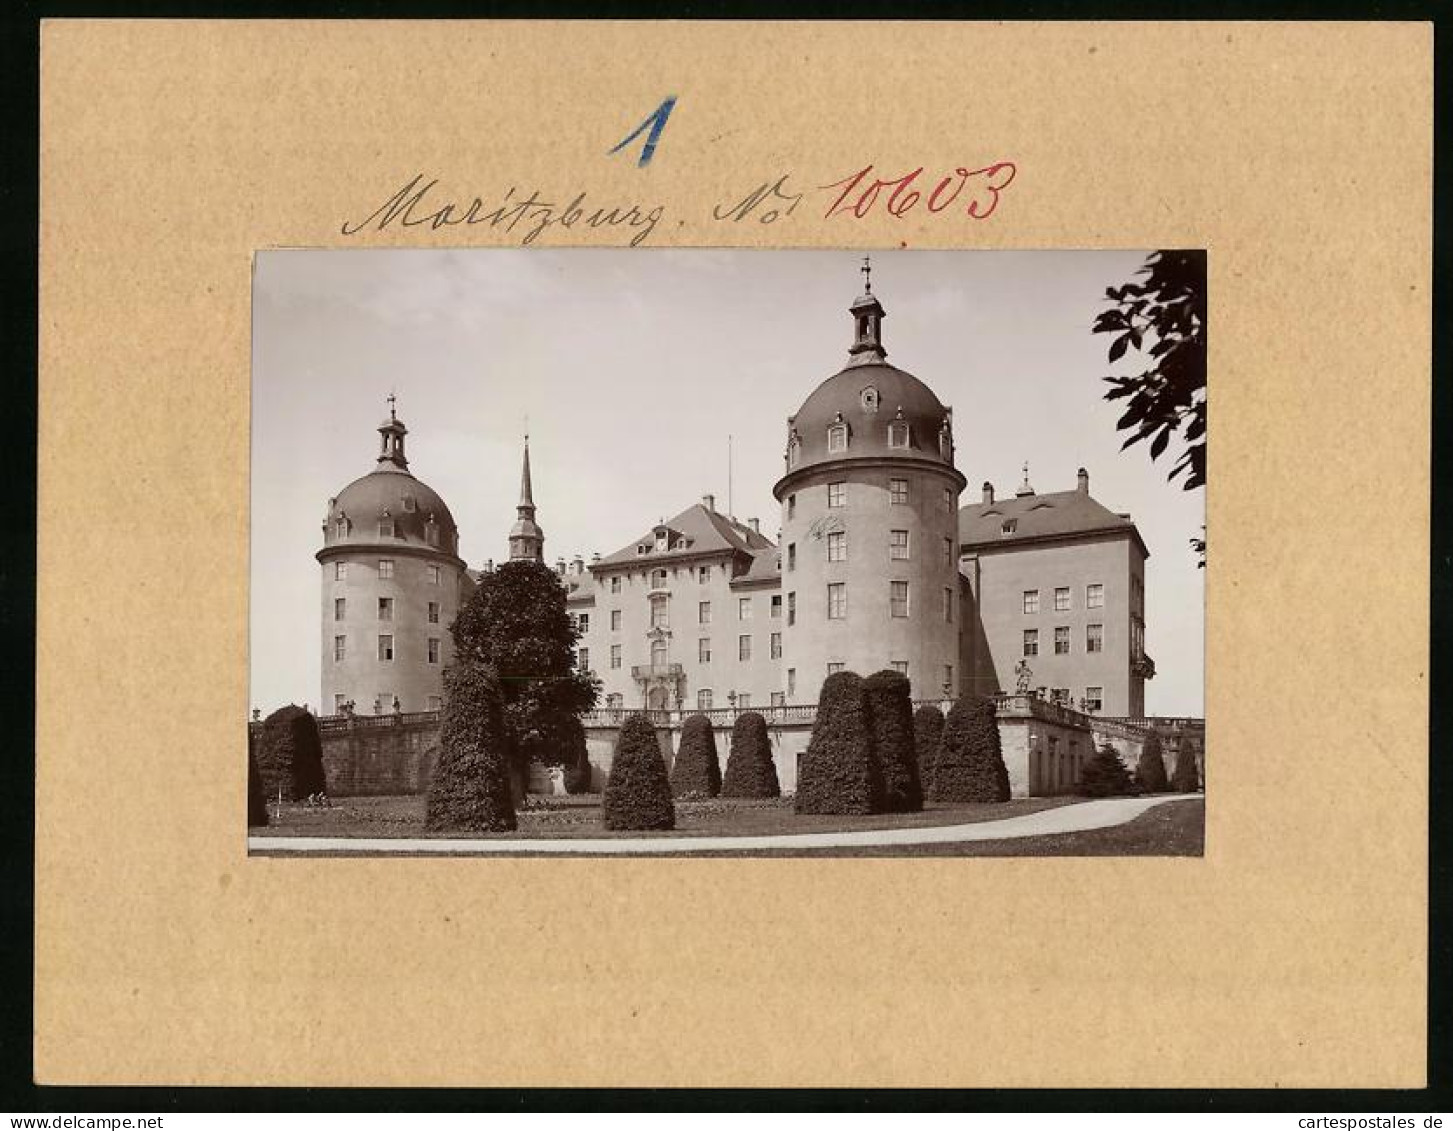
[595,503,777,568]
[960,489,1148,558]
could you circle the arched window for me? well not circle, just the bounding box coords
[888,411,910,449]
[378,512,395,538]
[424,517,440,548]
[827,414,849,453]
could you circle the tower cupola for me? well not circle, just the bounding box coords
[508,435,545,562]
[376,392,409,471]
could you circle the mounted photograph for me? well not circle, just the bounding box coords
[247,248,1206,856]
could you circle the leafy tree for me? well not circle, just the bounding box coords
[256,704,328,802]
[603,714,675,830]
[562,717,594,794]
[1077,742,1136,798]
[913,705,945,797]
[451,560,600,778]
[796,671,884,815]
[426,659,516,832]
[671,714,722,798]
[930,696,1009,803]
[1094,250,1206,562]
[865,670,922,812]
[721,710,780,799]
[247,728,269,828]
[1171,739,1201,793]
[1134,732,1169,793]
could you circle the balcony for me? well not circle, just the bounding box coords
[631,663,684,681]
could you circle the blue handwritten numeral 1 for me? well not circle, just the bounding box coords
[609,97,677,168]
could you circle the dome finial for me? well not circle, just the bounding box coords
[1016,461,1036,497]
[387,390,397,421]
[860,254,872,294]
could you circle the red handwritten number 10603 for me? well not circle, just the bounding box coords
[821,162,1017,221]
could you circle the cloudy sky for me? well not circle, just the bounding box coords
[251,248,1204,716]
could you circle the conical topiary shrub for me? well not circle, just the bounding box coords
[256,704,328,802]
[603,714,675,830]
[865,669,922,812]
[247,729,268,828]
[1135,733,1169,793]
[721,710,780,799]
[930,695,1010,803]
[1171,741,1200,793]
[796,671,884,815]
[913,705,945,798]
[1077,742,1136,797]
[562,716,593,794]
[671,713,722,798]
[426,660,517,832]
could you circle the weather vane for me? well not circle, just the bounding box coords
[860,255,872,293]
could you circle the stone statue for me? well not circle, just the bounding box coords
[1014,659,1033,694]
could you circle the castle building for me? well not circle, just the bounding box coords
[958,465,1154,717]
[316,399,470,715]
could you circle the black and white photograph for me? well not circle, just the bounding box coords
[247,248,1206,857]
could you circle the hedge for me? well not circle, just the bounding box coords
[930,695,1010,803]
[1135,733,1169,793]
[603,714,675,830]
[671,714,722,798]
[796,671,884,815]
[256,704,328,802]
[865,670,922,812]
[562,716,594,794]
[913,705,946,797]
[247,729,268,828]
[425,660,517,832]
[721,711,780,799]
[1171,742,1201,792]
[1077,742,1136,798]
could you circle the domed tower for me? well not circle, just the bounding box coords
[773,262,967,704]
[316,397,467,715]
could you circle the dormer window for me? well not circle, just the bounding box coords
[637,544,648,555]
[827,414,849,453]
[939,420,953,460]
[402,495,417,513]
[861,386,880,414]
[378,513,395,538]
[888,411,910,449]
[424,516,440,548]
[334,516,349,538]
[1001,518,1018,536]
[787,431,802,468]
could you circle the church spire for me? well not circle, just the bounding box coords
[375,392,410,471]
[508,434,545,562]
[846,255,887,365]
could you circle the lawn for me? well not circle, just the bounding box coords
[251,792,1085,840]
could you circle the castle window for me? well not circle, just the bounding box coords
[428,638,440,664]
[651,639,668,666]
[827,583,847,620]
[1052,688,1070,705]
[827,421,849,453]
[611,576,623,595]
[334,694,348,713]
[698,638,711,663]
[699,600,711,625]
[891,661,909,676]
[788,543,797,571]
[889,530,909,560]
[787,592,796,626]
[334,562,347,581]
[378,559,395,579]
[771,631,782,659]
[943,587,954,623]
[943,487,954,512]
[890,581,910,618]
[1085,687,1104,713]
[771,692,786,708]
[739,597,752,620]
[698,565,711,584]
[426,564,440,585]
[578,647,590,673]
[771,594,782,618]
[611,609,622,631]
[787,668,797,696]
[378,635,394,661]
[737,694,751,709]
[1055,587,1070,612]
[651,568,668,588]
[939,428,953,460]
[378,597,393,621]
[943,536,954,563]
[889,478,909,505]
[577,613,590,634]
[334,517,348,538]
[607,693,624,709]
[637,545,648,555]
[334,598,346,621]
[1087,623,1104,653]
[787,435,802,468]
[827,662,845,675]
[787,494,796,519]
[333,635,346,661]
[1023,589,1039,614]
[1001,519,1017,535]
[827,482,846,508]
[611,644,622,669]
[428,601,440,624]
[650,594,670,630]
[827,531,846,562]
[1055,626,1071,654]
[888,419,909,448]
[1023,629,1039,657]
[698,689,714,711]
[739,635,752,662]
[425,523,440,548]
[379,516,395,538]
[1087,583,1104,609]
